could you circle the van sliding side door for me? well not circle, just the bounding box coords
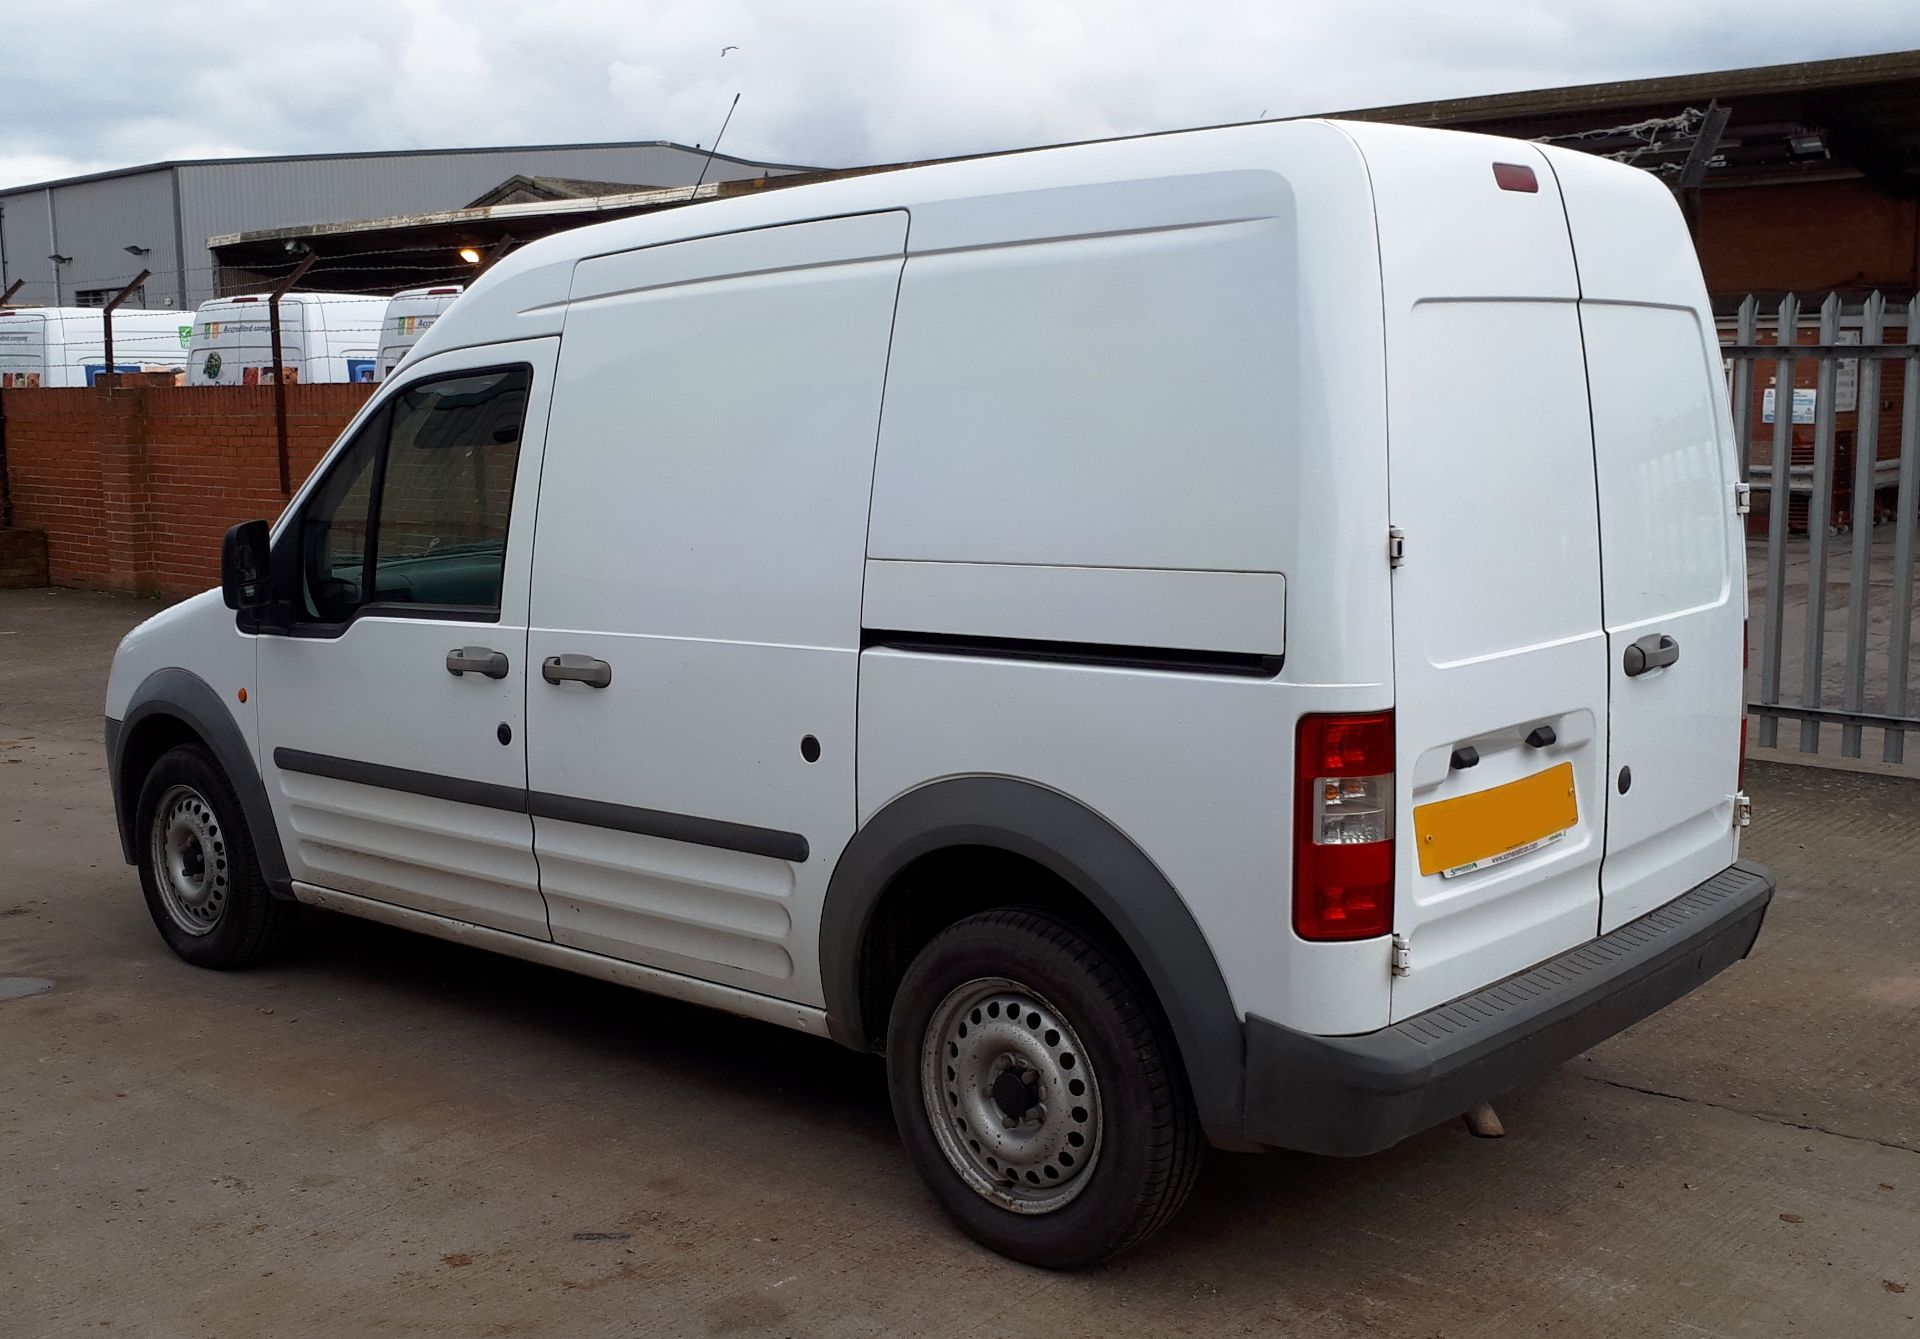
[523,212,909,1005]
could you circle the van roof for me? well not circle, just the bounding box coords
[413,117,1650,369]
[0,306,185,324]
[197,292,388,311]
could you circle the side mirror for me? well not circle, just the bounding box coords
[221,520,273,611]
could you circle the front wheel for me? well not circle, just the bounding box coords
[134,743,296,968]
[886,908,1204,1268]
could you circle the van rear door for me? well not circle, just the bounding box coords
[1343,125,1611,1021]
[1544,147,1744,933]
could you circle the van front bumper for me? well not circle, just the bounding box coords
[1241,860,1773,1156]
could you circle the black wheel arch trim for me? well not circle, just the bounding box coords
[108,668,294,898]
[819,775,1251,1148]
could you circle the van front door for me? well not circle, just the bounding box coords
[524,212,908,1005]
[255,339,557,937]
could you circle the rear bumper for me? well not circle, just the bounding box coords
[1242,860,1773,1156]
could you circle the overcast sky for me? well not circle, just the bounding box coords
[2,0,1915,188]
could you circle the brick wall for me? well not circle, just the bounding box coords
[2,383,373,596]
[1699,178,1920,298]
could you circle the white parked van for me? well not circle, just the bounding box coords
[186,293,386,386]
[375,285,463,381]
[0,306,191,387]
[105,120,1770,1268]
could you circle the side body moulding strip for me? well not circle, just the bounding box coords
[271,747,810,863]
[861,628,1283,679]
[817,775,1253,1148]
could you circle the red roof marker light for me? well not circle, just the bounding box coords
[1492,162,1539,193]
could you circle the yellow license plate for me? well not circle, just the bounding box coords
[1414,761,1577,878]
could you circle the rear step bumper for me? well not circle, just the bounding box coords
[1242,860,1774,1156]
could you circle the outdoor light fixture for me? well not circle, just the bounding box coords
[459,247,483,264]
[124,244,151,257]
[48,253,71,264]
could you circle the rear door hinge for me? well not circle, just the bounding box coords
[1387,527,1406,568]
[1734,482,1752,515]
[1390,933,1412,976]
[1733,791,1752,828]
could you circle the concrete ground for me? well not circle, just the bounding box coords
[2,586,1917,1338]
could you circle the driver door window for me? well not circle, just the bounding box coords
[299,411,381,622]
[296,366,530,626]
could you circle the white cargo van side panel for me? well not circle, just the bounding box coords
[0,308,188,387]
[525,212,908,1006]
[105,311,193,380]
[857,654,1396,1036]
[314,297,384,384]
[861,128,1399,1036]
[861,560,1286,657]
[869,191,1297,574]
[187,300,292,387]
[0,311,50,387]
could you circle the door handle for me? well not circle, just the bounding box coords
[445,646,510,679]
[542,653,613,689]
[1623,633,1680,677]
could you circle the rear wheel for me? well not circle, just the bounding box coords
[135,744,296,968]
[886,908,1203,1268]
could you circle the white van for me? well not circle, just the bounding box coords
[104,120,1771,1268]
[0,306,191,387]
[186,293,386,386]
[375,285,463,381]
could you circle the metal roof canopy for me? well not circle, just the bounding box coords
[1333,49,1920,196]
[205,167,897,298]
[0,138,813,197]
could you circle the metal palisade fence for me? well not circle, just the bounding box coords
[1722,291,1919,764]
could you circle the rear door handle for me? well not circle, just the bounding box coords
[1623,633,1680,677]
[542,653,613,689]
[446,646,510,679]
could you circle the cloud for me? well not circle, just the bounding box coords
[1,0,1913,187]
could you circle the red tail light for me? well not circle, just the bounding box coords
[1293,711,1396,941]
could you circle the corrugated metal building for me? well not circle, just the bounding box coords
[0,142,812,312]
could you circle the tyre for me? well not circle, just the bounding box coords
[886,908,1204,1268]
[134,743,296,968]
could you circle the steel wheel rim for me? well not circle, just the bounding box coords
[919,976,1104,1214]
[149,784,230,937]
